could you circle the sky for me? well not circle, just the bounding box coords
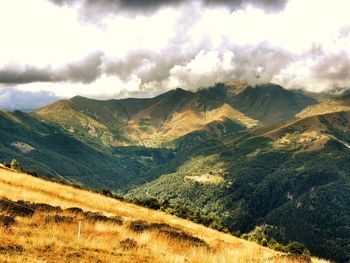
[1,0,350,110]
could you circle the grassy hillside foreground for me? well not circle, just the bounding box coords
[0,168,329,263]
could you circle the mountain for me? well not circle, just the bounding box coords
[0,110,175,190]
[199,83,317,124]
[127,109,350,262]
[296,94,350,119]
[32,83,316,148]
[32,88,259,147]
[1,84,345,262]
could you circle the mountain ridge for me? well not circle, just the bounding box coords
[31,83,316,147]
[1,83,348,262]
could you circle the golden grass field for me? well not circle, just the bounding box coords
[0,167,329,263]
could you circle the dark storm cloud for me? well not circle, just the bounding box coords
[0,51,104,85]
[62,51,104,83]
[0,66,53,84]
[204,0,287,12]
[48,0,287,18]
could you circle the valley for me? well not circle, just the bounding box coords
[1,83,350,262]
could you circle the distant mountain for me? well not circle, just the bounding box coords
[32,83,316,148]
[32,87,259,147]
[199,83,317,124]
[296,94,350,119]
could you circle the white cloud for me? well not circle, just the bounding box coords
[1,0,350,109]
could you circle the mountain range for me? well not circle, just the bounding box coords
[1,82,349,262]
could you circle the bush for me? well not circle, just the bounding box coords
[159,229,208,247]
[0,199,35,217]
[0,215,15,227]
[285,242,310,256]
[84,211,123,225]
[10,159,19,170]
[129,220,178,233]
[101,189,113,197]
[66,207,84,214]
[30,203,62,212]
[129,220,149,233]
[44,215,75,224]
[0,244,24,253]
[120,238,137,249]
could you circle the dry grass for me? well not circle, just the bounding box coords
[0,168,329,263]
[295,99,350,119]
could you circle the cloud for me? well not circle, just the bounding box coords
[0,87,61,110]
[0,66,53,84]
[204,0,287,12]
[164,43,292,89]
[312,51,350,82]
[2,0,350,105]
[0,51,104,85]
[48,0,287,21]
[61,51,104,83]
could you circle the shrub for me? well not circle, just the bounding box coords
[0,215,15,228]
[44,215,75,224]
[261,237,268,247]
[285,241,310,256]
[0,244,24,253]
[101,189,113,197]
[0,199,35,217]
[120,238,137,249]
[273,254,311,263]
[129,220,149,233]
[84,211,123,225]
[29,203,62,213]
[159,229,208,247]
[149,222,177,231]
[10,159,19,170]
[129,220,179,233]
[25,170,38,177]
[66,207,84,214]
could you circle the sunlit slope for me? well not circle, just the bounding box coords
[0,168,327,263]
[32,84,316,147]
[33,87,259,147]
[128,110,350,262]
[261,110,350,151]
[198,83,317,124]
[296,94,350,119]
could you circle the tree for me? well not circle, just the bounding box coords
[285,242,310,256]
[10,159,19,170]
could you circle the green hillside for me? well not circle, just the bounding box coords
[127,110,350,262]
[0,110,175,190]
[1,85,348,262]
[199,83,318,124]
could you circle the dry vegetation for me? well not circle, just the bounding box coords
[295,98,350,119]
[126,103,259,146]
[0,167,329,263]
